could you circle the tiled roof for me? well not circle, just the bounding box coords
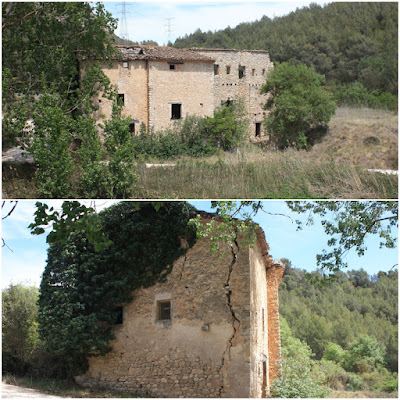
[114,45,215,62]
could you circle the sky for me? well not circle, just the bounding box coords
[102,0,330,45]
[2,200,398,289]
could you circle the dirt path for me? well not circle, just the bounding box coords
[2,383,64,398]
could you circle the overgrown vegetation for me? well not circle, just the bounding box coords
[174,2,398,108]
[261,62,336,149]
[278,262,398,394]
[2,2,137,198]
[133,100,248,160]
[36,202,196,378]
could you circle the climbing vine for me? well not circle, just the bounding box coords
[37,202,197,377]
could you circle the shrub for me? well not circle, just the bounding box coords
[2,284,39,374]
[344,335,387,373]
[261,62,336,149]
[323,342,347,365]
[331,82,398,111]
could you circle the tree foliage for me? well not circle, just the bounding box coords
[2,284,39,374]
[270,317,330,398]
[280,264,398,372]
[37,202,197,377]
[261,62,336,149]
[2,2,138,198]
[173,2,398,95]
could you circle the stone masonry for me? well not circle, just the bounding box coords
[75,217,284,398]
[82,45,273,139]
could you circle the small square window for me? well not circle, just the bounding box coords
[226,66,231,74]
[118,94,125,105]
[239,65,245,79]
[214,64,220,75]
[157,300,171,320]
[170,64,175,70]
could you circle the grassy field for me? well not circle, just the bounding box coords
[2,107,398,199]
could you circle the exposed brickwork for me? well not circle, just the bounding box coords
[265,261,285,383]
[75,226,283,398]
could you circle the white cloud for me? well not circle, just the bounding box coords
[105,1,328,45]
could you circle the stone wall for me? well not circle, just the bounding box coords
[192,49,273,139]
[83,60,149,131]
[76,237,252,398]
[148,60,214,131]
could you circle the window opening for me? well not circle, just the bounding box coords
[129,121,135,134]
[169,64,175,70]
[157,300,171,320]
[255,122,261,137]
[262,361,267,398]
[262,68,266,75]
[118,94,125,105]
[171,103,181,120]
[252,68,255,76]
[214,64,220,75]
[226,65,231,74]
[122,62,129,68]
[114,307,123,325]
[239,65,245,79]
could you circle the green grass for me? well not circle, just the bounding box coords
[135,157,397,199]
[2,374,139,398]
[2,107,398,199]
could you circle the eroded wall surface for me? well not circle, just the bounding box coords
[76,238,251,398]
[148,61,214,131]
[192,49,273,139]
[249,244,270,398]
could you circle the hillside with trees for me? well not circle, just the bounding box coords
[174,2,398,96]
[277,262,398,394]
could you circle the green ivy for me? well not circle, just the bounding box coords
[37,202,197,377]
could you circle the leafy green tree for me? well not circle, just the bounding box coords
[271,318,330,398]
[37,202,197,377]
[344,335,387,373]
[2,284,39,373]
[2,2,139,198]
[323,342,347,365]
[261,62,336,149]
[204,99,249,151]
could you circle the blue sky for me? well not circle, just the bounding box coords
[2,200,398,289]
[102,1,329,45]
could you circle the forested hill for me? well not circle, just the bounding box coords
[173,2,398,94]
[279,262,398,372]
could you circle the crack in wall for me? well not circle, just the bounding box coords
[218,237,242,397]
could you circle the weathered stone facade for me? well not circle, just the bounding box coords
[83,45,273,139]
[75,221,284,398]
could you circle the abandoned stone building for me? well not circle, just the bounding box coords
[81,45,273,139]
[76,217,284,398]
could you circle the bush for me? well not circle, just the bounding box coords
[271,356,330,398]
[261,62,336,149]
[2,284,39,373]
[323,342,347,365]
[332,82,398,111]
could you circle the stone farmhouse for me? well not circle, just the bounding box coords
[82,45,273,138]
[76,214,284,398]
